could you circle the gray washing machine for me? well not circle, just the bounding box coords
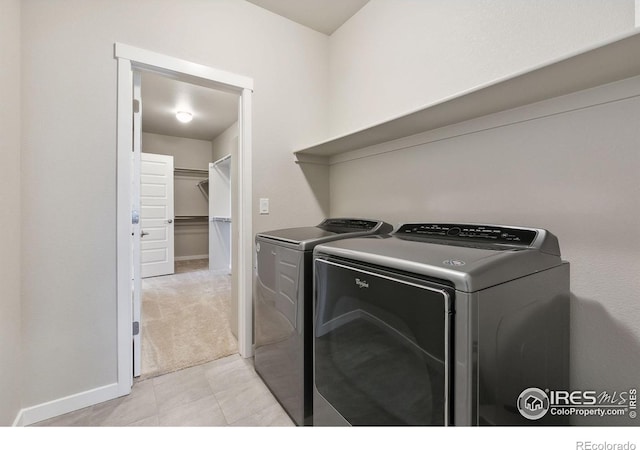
[254,218,393,426]
[313,223,570,426]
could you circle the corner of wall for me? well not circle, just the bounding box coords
[0,0,23,427]
[12,411,24,427]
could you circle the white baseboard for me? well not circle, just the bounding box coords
[18,382,121,426]
[174,255,208,262]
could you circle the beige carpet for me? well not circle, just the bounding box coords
[139,259,238,380]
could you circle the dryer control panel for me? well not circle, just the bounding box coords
[395,223,538,247]
[319,218,393,234]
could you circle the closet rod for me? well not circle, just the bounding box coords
[175,215,208,221]
[174,167,208,176]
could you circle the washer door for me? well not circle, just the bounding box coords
[314,257,453,426]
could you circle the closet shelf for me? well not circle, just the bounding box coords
[174,167,208,177]
[294,29,640,163]
[197,179,209,201]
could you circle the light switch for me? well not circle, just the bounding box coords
[259,198,269,214]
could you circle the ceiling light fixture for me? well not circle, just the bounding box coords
[175,111,193,123]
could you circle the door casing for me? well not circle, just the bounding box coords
[115,43,254,394]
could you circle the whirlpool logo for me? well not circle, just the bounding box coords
[355,278,369,289]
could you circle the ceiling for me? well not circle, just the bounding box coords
[140,1,370,143]
[141,71,238,142]
[246,0,370,35]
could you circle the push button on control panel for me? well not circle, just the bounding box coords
[446,227,461,236]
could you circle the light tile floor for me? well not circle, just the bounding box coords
[31,354,294,427]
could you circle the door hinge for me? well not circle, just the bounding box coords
[133,321,140,336]
[133,99,140,114]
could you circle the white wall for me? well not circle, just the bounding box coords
[143,132,212,169]
[327,1,638,425]
[142,133,210,259]
[212,122,238,163]
[328,0,636,137]
[20,0,329,412]
[0,0,22,426]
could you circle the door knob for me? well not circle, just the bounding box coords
[166,219,173,224]
[141,230,149,237]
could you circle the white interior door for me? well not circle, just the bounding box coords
[141,152,175,278]
[209,155,231,275]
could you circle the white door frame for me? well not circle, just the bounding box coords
[115,43,254,394]
[132,72,142,378]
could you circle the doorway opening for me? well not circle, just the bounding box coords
[136,70,239,380]
[115,43,254,395]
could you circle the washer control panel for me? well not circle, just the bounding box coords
[395,223,538,246]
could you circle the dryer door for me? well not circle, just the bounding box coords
[313,257,453,426]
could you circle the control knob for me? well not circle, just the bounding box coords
[447,227,461,236]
